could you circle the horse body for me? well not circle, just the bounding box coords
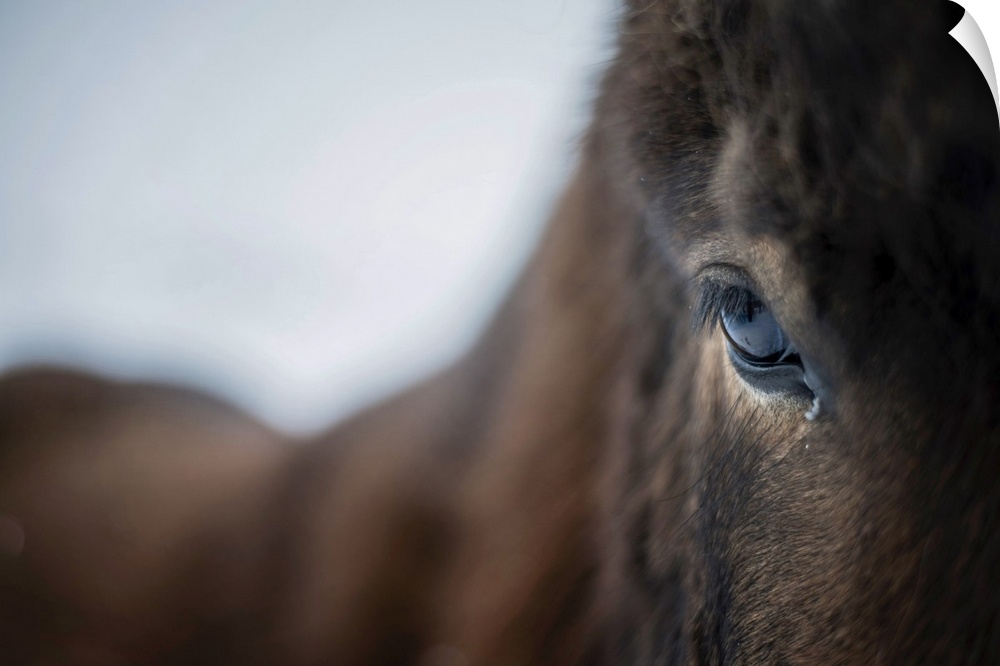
[1,1,998,663]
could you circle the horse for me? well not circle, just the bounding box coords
[0,0,997,663]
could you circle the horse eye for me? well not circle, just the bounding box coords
[720,296,798,366]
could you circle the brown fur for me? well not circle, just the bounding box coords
[1,1,998,663]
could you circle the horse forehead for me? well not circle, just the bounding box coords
[625,1,1000,342]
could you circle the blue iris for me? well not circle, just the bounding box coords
[721,298,795,365]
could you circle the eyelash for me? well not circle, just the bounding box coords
[691,280,758,333]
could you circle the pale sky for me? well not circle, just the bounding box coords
[0,1,614,432]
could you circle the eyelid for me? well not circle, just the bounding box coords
[693,262,756,289]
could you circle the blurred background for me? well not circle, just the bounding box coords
[0,1,615,433]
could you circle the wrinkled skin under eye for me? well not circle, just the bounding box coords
[721,297,799,366]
